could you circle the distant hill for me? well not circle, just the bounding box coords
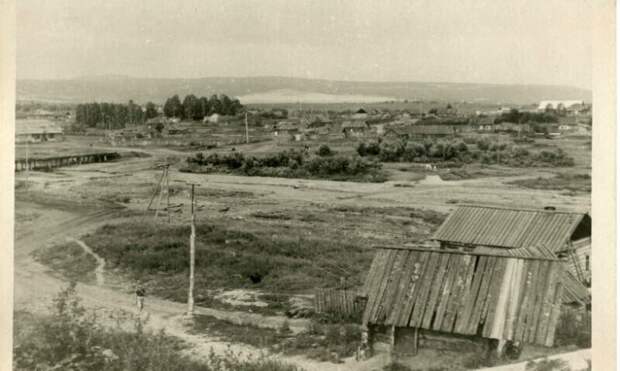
[17,76,591,105]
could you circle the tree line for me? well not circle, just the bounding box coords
[163,94,243,120]
[75,101,157,129]
[74,93,243,129]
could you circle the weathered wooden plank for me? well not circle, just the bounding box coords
[515,259,540,342]
[433,254,461,331]
[482,258,508,338]
[452,254,479,333]
[528,260,553,344]
[407,251,442,328]
[409,251,442,328]
[370,250,400,323]
[362,250,391,323]
[390,250,427,326]
[420,252,451,328]
[503,258,525,341]
[457,256,487,334]
[514,260,534,342]
[544,276,565,346]
[526,260,548,343]
[468,257,498,334]
[380,250,409,324]
[535,261,560,345]
[442,254,473,332]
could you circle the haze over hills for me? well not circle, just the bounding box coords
[17,76,591,105]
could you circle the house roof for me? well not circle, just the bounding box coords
[16,119,63,135]
[276,120,300,131]
[341,120,368,129]
[362,245,567,346]
[432,205,590,252]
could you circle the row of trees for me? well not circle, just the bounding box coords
[163,94,243,120]
[494,109,558,124]
[75,101,158,129]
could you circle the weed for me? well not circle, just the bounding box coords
[525,358,570,371]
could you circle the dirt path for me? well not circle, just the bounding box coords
[69,237,106,286]
[15,201,385,371]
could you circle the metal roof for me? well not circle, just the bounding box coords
[432,205,589,252]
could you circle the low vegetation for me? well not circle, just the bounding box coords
[183,148,387,182]
[356,139,574,168]
[14,284,301,371]
[33,241,97,283]
[554,308,591,349]
[192,315,361,364]
[78,220,373,305]
[507,173,591,193]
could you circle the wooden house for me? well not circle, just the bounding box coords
[16,119,64,144]
[341,120,369,138]
[274,120,301,141]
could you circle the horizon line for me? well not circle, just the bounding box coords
[16,74,592,92]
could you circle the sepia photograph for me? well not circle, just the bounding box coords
[1,0,616,370]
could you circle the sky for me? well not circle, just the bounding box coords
[17,0,592,89]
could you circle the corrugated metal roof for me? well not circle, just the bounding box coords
[363,246,566,346]
[432,205,588,252]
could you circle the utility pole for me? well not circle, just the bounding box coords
[187,183,197,317]
[245,112,249,144]
[25,138,29,190]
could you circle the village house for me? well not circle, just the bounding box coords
[341,120,370,138]
[15,119,64,144]
[351,108,369,120]
[274,120,301,141]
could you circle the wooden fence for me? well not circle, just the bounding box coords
[314,288,366,319]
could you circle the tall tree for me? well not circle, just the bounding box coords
[164,95,183,118]
[145,102,158,119]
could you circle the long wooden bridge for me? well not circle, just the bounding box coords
[15,152,121,171]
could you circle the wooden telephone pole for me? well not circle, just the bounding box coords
[147,164,171,223]
[187,183,197,316]
[244,112,249,144]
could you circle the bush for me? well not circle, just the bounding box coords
[317,145,333,157]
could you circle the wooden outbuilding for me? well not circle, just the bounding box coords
[361,245,568,357]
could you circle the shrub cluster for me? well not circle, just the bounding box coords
[186,148,385,182]
[357,139,574,168]
[357,140,470,163]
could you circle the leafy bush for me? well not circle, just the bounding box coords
[186,149,385,182]
[317,145,333,157]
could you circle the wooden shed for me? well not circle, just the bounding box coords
[361,245,567,357]
[432,205,591,288]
